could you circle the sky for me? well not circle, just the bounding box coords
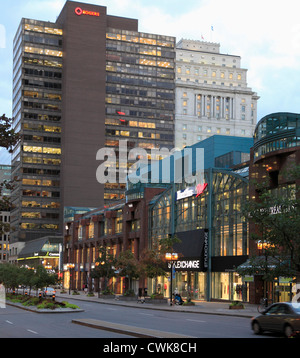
[0,0,299,164]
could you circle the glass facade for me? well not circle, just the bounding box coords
[148,169,249,301]
[11,19,62,242]
[104,28,176,203]
[253,112,300,159]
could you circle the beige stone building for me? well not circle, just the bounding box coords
[175,39,259,148]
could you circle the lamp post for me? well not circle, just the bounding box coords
[66,263,75,295]
[165,253,178,306]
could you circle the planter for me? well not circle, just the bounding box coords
[118,295,137,301]
[145,297,168,304]
[99,294,115,299]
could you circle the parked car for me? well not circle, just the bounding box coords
[251,302,300,337]
[42,287,56,297]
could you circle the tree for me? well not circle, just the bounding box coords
[91,246,117,294]
[241,165,300,283]
[0,263,20,292]
[32,265,57,295]
[115,250,139,293]
[0,114,20,152]
[19,267,35,295]
[138,235,181,294]
[0,114,21,235]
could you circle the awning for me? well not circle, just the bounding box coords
[18,235,63,259]
[237,255,291,276]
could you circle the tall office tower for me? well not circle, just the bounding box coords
[10,1,175,244]
[175,39,259,148]
[0,165,11,263]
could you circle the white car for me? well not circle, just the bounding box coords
[43,287,56,297]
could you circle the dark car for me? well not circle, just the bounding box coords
[251,302,300,337]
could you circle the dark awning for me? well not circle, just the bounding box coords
[237,255,290,276]
[18,236,63,259]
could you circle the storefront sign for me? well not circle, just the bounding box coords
[242,275,254,282]
[176,183,208,200]
[203,229,209,271]
[169,259,201,271]
[75,7,100,17]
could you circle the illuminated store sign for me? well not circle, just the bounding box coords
[75,7,100,17]
[176,182,208,200]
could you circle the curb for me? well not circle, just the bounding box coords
[6,301,84,314]
[72,318,195,338]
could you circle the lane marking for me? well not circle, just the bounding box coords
[5,320,13,324]
[27,329,38,335]
[186,319,206,323]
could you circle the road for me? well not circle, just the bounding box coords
[0,297,263,339]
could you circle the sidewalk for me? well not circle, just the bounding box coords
[55,290,259,318]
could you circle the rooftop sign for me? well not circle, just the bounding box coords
[75,7,100,17]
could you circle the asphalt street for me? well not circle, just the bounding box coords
[1,297,261,339]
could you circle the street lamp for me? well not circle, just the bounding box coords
[165,253,178,306]
[66,263,75,295]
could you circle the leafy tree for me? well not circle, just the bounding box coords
[0,264,20,292]
[138,235,181,294]
[115,250,139,292]
[0,114,21,234]
[31,266,57,295]
[0,114,20,152]
[19,267,35,295]
[240,165,300,283]
[0,264,57,295]
[91,246,117,294]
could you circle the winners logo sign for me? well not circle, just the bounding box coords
[176,182,208,200]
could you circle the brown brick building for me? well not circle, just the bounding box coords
[64,186,166,293]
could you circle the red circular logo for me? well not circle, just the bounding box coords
[75,7,83,16]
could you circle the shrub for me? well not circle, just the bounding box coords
[37,301,56,310]
[61,301,79,309]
